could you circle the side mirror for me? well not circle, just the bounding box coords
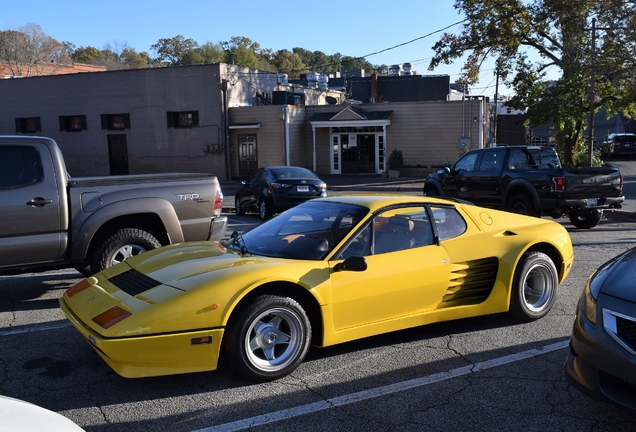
[241,179,247,186]
[333,256,367,272]
[445,166,451,174]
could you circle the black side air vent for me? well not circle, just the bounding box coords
[108,269,162,296]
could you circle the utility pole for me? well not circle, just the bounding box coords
[588,18,596,167]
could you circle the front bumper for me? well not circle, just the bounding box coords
[564,306,636,411]
[60,297,224,378]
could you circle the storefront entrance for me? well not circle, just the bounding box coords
[342,134,375,174]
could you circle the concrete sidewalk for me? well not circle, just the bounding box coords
[220,175,427,211]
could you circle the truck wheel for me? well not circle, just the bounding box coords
[259,199,272,221]
[568,210,602,229]
[91,228,161,273]
[223,295,312,382]
[508,194,539,217]
[509,251,558,322]
[424,187,439,197]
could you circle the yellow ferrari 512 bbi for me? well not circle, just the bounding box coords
[60,195,574,382]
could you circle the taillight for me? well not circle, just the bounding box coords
[92,306,131,329]
[213,189,223,217]
[553,176,566,193]
[318,182,327,191]
[620,175,624,191]
[270,182,289,189]
[66,279,91,298]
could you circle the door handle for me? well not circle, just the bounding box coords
[26,197,53,207]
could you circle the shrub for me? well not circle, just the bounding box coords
[388,148,404,170]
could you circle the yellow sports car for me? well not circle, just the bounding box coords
[60,195,573,382]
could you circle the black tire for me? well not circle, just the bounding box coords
[424,187,439,197]
[509,251,558,321]
[568,210,602,229]
[235,196,245,216]
[91,228,161,274]
[223,295,312,382]
[507,193,539,217]
[259,198,272,221]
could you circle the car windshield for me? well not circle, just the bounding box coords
[234,201,369,260]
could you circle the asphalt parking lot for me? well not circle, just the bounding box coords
[1,160,636,431]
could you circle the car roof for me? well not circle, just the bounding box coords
[319,194,458,211]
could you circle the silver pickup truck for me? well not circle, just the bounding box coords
[0,136,227,275]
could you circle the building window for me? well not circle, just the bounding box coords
[167,111,199,128]
[59,115,87,132]
[15,117,41,133]
[101,113,131,130]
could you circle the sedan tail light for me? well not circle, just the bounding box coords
[270,182,290,189]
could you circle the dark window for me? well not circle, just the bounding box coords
[59,115,87,132]
[167,111,199,128]
[0,146,44,188]
[478,149,506,171]
[431,206,467,241]
[14,117,41,133]
[101,113,131,130]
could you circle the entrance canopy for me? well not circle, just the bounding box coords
[309,106,392,174]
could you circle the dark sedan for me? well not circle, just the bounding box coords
[235,166,327,220]
[564,247,636,412]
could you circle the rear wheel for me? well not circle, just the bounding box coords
[235,196,245,216]
[509,251,558,321]
[568,210,602,229]
[508,193,539,217]
[223,295,312,382]
[259,198,272,221]
[91,228,161,274]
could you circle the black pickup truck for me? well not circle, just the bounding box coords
[423,146,624,229]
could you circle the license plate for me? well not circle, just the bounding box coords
[625,143,631,147]
[586,198,597,206]
[297,185,309,192]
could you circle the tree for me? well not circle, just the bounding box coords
[429,0,636,166]
[272,50,308,79]
[219,36,261,69]
[0,23,68,76]
[150,35,199,66]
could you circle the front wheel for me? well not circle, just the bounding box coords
[509,251,558,321]
[568,210,602,229]
[91,228,161,274]
[223,295,312,382]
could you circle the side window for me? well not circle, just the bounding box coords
[454,152,478,174]
[508,149,529,169]
[477,149,506,171]
[0,146,44,189]
[431,206,467,241]
[372,207,434,254]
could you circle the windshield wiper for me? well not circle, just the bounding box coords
[225,230,249,255]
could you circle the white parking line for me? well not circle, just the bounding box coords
[197,340,569,432]
[0,321,72,337]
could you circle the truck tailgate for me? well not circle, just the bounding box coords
[564,167,623,197]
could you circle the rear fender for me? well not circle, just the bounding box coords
[504,179,541,209]
[70,198,184,262]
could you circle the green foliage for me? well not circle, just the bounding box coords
[150,35,198,66]
[272,50,308,79]
[429,0,636,166]
[388,149,404,170]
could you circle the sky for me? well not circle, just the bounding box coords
[1,0,519,96]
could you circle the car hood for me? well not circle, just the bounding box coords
[64,242,326,337]
[596,247,636,302]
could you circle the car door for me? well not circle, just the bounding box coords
[329,206,451,330]
[0,143,64,267]
[239,168,264,211]
[469,148,506,206]
[443,151,479,200]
